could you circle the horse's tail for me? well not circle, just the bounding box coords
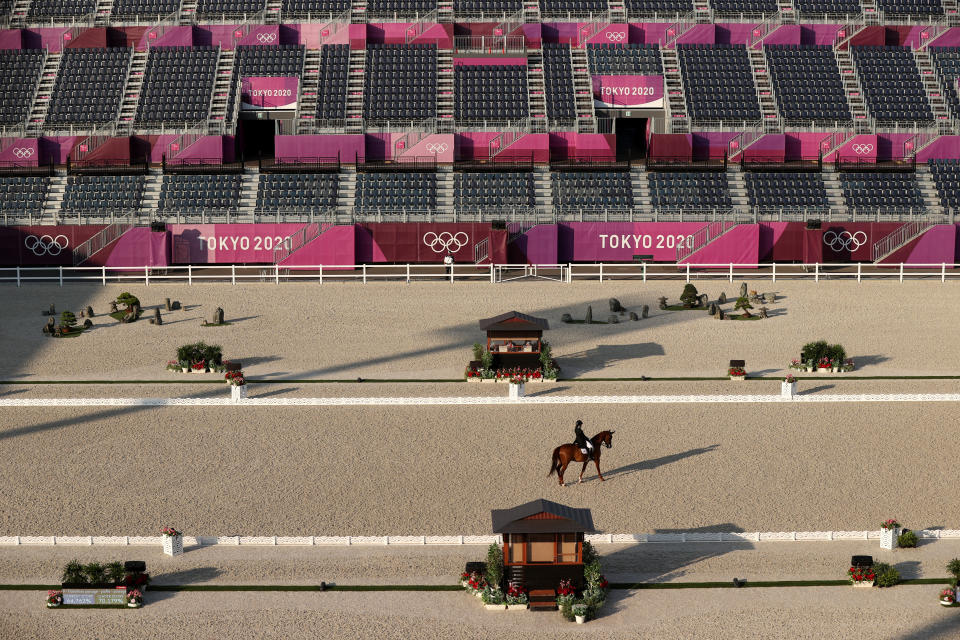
[548,448,561,477]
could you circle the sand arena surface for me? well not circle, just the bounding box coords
[2,279,958,381]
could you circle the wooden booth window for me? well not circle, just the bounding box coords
[486,338,541,354]
[527,534,555,563]
[558,533,578,563]
[507,534,525,564]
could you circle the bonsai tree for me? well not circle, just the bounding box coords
[116,292,140,310]
[539,342,553,371]
[679,284,699,308]
[59,310,77,332]
[734,296,753,318]
[485,543,504,590]
[472,343,484,362]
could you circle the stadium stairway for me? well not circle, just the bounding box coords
[42,175,66,225]
[694,0,711,20]
[948,0,960,26]
[208,48,236,134]
[727,165,749,211]
[118,50,148,134]
[139,170,164,221]
[11,0,29,28]
[570,47,597,133]
[437,166,454,216]
[661,47,689,133]
[523,0,540,21]
[748,47,780,133]
[533,166,552,211]
[296,48,322,134]
[835,48,872,132]
[913,49,955,133]
[437,49,454,133]
[337,167,357,215]
[351,0,366,23]
[526,49,547,121]
[26,51,61,137]
[266,0,282,23]
[915,163,945,214]
[820,164,848,216]
[631,166,651,215]
[180,0,197,22]
[95,0,115,26]
[239,168,259,222]
[346,49,365,134]
[778,0,796,22]
[609,0,626,20]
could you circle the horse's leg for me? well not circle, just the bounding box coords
[578,457,589,483]
[558,456,567,486]
[595,455,604,481]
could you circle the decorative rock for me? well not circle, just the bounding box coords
[153,308,162,325]
[42,324,50,335]
[46,317,55,330]
[607,314,618,324]
[608,298,623,313]
[561,313,572,323]
[165,298,173,311]
[717,309,725,320]
[708,303,717,316]
[83,318,92,329]
[42,303,55,316]
[641,305,649,319]
[698,294,708,308]
[740,283,747,297]
[718,292,727,304]
[764,293,776,304]
[79,309,85,318]
[172,301,181,310]
[658,297,668,310]
[109,301,118,314]
[759,307,769,319]
[629,311,639,321]
[585,305,593,324]
[213,307,224,325]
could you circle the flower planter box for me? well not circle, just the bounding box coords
[851,580,875,588]
[818,367,832,374]
[941,599,955,607]
[508,383,525,400]
[729,375,746,381]
[781,381,797,399]
[466,377,482,383]
[880,527,900,550]
[181,367,190,373]
[506,604,528,611]
[480,378,495,384]
[484,603,506,610]
[230,385,247,403]
[162,534,184,557]
[575,615,586,624]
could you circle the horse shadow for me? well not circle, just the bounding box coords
[579,444,720,484]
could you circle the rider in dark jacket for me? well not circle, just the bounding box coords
[573,420,594,456]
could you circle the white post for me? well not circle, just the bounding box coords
[58,266,63,287]
[275,265,279,284]
[899,263,903,283]
[489,263,494,284]
[145,266,149,286]
[728,263,732,282]
[943,263,946,283]
[362,264,367,284]
[319,265,323,284]
[450,263,454,284]
[231,265,236,285]
[772,262,775,283]
[599,263,603,282]
[101,266,105,286]
[16,266,20,287]
[857,262,861,283]
[815,263,819,282]
[188,265,192,285]
[406,263,410,283]
[686,263,690,283]
[642,262,646,283]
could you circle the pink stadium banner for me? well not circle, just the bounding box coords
[591,75,664,108]
[240,77,299,110]
[169,224,306,263]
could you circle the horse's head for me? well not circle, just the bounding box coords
[595,430,615,449]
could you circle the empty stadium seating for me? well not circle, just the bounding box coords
[677,45,762,124]
[356,172,437,210]
[874,0,943,17]
[136,46,218,127]
[455,65,528,123]
[587,43,662,75]
[28,0,96,21]
[46,48,132,127]
[624,0,693,16]
[158,174,243,212]
[930,47,960,125]
[542,43,576,122]
[236,44,305,77]
[851,46,933,124]
[194,0,267,19]
[256,173,339,212]
[792,0,860,16]
[539,0,608,18]
[552,172,632,210]
[363,45,437,123]
[454,172,534,210]
[110,0,181,20]
[365,0,436,17]
[61,175,145,213]
[928,160,960,210]
[281,0,351,17]
[316,45,349,122]
[839,171,924,211]
[648,171,732,209]
[453,0,522,16]
[766,45,851,124]
[0,50,45,126]
[709,0,777,15]
[745,172,829,210]
[0,177,48,214]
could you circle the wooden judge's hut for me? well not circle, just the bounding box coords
[491,499,594,610]
[478,311,549,370]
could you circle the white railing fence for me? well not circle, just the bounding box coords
[4,262,960,287]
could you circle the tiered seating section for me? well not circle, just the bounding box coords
[709,0,778,16]
[453,0,522,16]
[455,65,528,123]
[136,46,218,126]
[677,44,761,124]
[356,173,437,211]
[648,171,732,210]
[365,0,436,18]
[625,0,693,15]
[236,44,305,77]
[111,0,181,20]
[851,46,932,124]
[839,172,924,211]
[194,0,267,19]
[0,50,44,126]
[745,172,828,210]
[0,177,48,214]
[28,0,96,21]
[256,174,339,212]
[587,43,662,75]
[46,48,132,127]
[281,0,352,17]
[363,44,437,123]
[455,172,534,210]
[930,48,960,126]
[542,43,576,122]
[928,160,960,210]
[766,45,851,124]
[551,172,632,210]
[62,176,145,213]
[874,0,943,17]
[316,45,349,122]
[792,0,861,16]
[158,174,243,212]
[539,0,608,18]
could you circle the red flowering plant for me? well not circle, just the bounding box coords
[125,589,143,606]
[847,566,876,584]
[940,589,956,603]
[556,578,576,606]
[817,357,832,369]
[161,527,181,537]
[494,367,541,381]
[508,377,525,385]
[191,359,206,371]
[783,374,796,384]
[881,519,901,530]
[506,582,528,605]
[464,571,486,594]
[46,590,62,605]
[728,367,746,377]
[122,572,150,591]
[224,371,245,387]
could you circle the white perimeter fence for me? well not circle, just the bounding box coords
[4,262,960,286]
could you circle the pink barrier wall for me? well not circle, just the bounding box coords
[929,28,960,47]
[560,222,715,261]
[292,23,351,48]
[140,25,193,49]
[508,224,558,264]
[0,30,23,49]
[683,224,759,265]
[275,134,365,163]
[0,138,39,166]
[694,132,737,159]
[741,133,785,162]
[22,28,70,52]
[455,132,549,162]
[103,228,169,267]
[366,133,455,163]
[585,24,629,45]
[648,133,693,160]
[367,23,452,47]
[917,136,960,162]
[39,136,83,165]
[829,134,878,163]
[357,222,500,263]
[882,223,956,265]
[169,223,306,263]
[280,225,356,266]
[763,25,802,46]
[169,135,227,162]
[0,225,106,265]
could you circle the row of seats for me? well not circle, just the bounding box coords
[356,172,437,210]
[136,46,218,126]
[363,44,437,122]
[931,48,960,129]
[839,171,924,210]
[648,171,731,208]
[455,172,534,209]
[929,159,960,209]
[543,43,576,121]
[0,50,44,126]
[62,176,145,212]
[766,45,851,124]
[587,43,662,76]
[852,46,933,124]
[281,0,351,15]
[745,172,828,209]
[0,176,48,212]
[552,171,632,209]
[316,44,349,122]
[677,44,761,124]
[158,174,243,211]
[111,0,180,19]
[256,173,339,211]
[47,48,132,126]
[454,65,528,122]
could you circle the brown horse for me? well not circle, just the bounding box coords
[548,430,615,486]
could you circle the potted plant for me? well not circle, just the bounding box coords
[573,603,588,624]
[847,565,876,587]
[46,590,62,608]
[781,374,797,399]
[161,527,183,557]
[226,371,247,402]
[505,583,528,610]
[481,585,505,610]
[508,376,525,400]
[947,559,960,600]
[556,578,576,618]
[464,571,486,597]
[788,359,804,372]
[125,589,143,608]
[941,589,956,607]
[898,529,918,548]
[728,366,746,381]
[880,519,901,550]
[817,357,832,373]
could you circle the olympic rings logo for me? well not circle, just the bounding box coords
[12,147,34,159]
[423,231,468,253]
[823,230,867,251]
[606,31,626,41]
[425,143,448,154]
[24,234,68,256]
[256,33,277,43]
[851,144,874,155]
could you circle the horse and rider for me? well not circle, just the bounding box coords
[548,419,615,486]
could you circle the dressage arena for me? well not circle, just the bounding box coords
[4,279,960,638]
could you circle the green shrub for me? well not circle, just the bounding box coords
[898,530,918,548]
[116,292,140,310]
[59,310,77,329]
[948,559,960,580]
[680,284,699,308]
[572,603,588,618]
[558,595,575,621]
[84,562,107,584]
[480,349,493,371]
[485,543,504,589]
[62,560,86,585]
[801,340,830,363]
[106,561,125,584]
[176,341,223,366]
[539,342,553,369]
[472,343,484,361]
[828,344,847,363]
[734,296,753,317]
[872,562,900,587]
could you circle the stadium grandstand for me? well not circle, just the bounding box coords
[0,3,960,267]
